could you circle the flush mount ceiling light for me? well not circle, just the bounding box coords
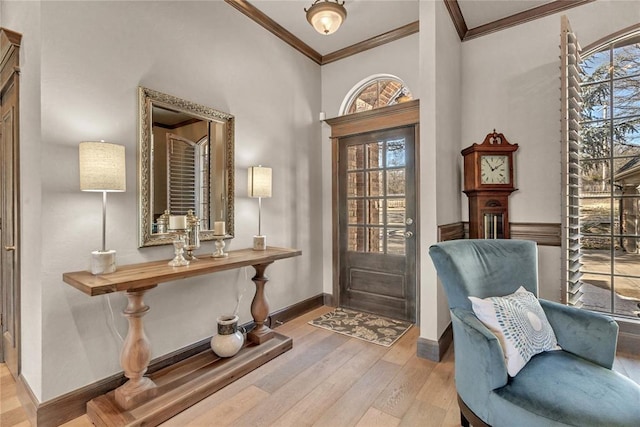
[305,0,347,35]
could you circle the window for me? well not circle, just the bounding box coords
[573,29,640,318]
[341,75,412,116]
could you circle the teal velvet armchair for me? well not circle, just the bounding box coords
[429,239,640,427]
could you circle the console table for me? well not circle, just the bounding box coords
[63,246,301,427]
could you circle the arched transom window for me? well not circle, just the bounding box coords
[341,75,413,116]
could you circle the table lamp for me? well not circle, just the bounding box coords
[79,141,126,274]
[248,166,272,250]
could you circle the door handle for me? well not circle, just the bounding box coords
[404,231,414,239]
[4,245,16,251]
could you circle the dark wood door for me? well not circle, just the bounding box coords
[338,126,416,322]
[1,29,21,379]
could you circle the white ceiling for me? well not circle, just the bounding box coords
[458,0,552,29]
[248,0,557,56]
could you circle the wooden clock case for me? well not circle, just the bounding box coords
[462,131,518,239]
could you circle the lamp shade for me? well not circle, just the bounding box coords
[79,141,126,192]
[306,0,347,35]
[248,166,272,198]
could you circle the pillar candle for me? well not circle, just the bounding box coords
[169,215,187,230]
[214,221,226,236]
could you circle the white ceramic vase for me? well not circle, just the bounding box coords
[210,314,244,358]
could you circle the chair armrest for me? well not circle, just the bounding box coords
[540,299,618,369]
[450,308,508,414]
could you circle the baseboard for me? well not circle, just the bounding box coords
[268,294,325,327]
[416,323,453,362]
[29,294,325,427]
[15,374,37,427]
[323,292,335,307]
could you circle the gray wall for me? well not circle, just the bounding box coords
[5,0,322,401]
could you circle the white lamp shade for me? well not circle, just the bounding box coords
[306,1,346,35]
[248,166,272,198]
[79,141,126,192]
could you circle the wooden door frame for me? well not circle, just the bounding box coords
[0,28,22,374]
[325,100,420,308]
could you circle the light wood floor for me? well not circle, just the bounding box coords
[2,306,640,427]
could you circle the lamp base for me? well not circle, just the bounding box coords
[91,250,117,275]
[253,235,266,251]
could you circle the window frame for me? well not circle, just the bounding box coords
[339,74,412,116]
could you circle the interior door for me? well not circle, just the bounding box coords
[338,126,416,322]
[1,28,21,379]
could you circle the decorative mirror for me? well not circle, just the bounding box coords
[138,86,234,247]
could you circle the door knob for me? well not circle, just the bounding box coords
[404,231,414,239]
[4,245,16,251]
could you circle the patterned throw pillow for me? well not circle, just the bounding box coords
[469,286,560,377]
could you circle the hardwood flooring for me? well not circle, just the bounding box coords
[2,306,640,427]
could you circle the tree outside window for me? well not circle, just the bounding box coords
[578,31,640,317]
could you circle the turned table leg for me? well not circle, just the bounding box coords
[114,286,158,410]
[247,262,275,344]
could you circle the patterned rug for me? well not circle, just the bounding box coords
[308,307,412,347]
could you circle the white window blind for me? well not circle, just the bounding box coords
[561,15,584,307]
[167,134,197,215]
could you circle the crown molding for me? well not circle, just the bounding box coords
[443,0,467,41]
[225,0,323,64]
[448,0,594,41]
[322,21,419,65]
[228,0,595,63]
[225,0,418,66]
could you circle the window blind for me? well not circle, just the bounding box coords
[561,16,584,307]
[167,134,197,215]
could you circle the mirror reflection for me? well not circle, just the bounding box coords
[138,87,234,247]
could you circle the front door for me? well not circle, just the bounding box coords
[1,28,21,379]
[338,126,416,322]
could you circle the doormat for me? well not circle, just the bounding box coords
[308,307,412,347]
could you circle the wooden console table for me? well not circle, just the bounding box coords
[63,246,301,427]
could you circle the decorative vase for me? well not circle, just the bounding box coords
[210,314,244,357]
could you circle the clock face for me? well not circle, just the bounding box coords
[481,155,510,184]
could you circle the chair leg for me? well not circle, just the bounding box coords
[461,411,470,427]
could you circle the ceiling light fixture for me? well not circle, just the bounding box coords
[305,0,347,35]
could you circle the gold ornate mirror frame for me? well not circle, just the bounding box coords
[138,86,234,247]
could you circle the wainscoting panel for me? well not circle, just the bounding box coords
[438,221,561,246]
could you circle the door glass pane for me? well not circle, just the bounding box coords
[387,138,406,167]
[367,227,384,253]
[387,229,405,255]
[367,199,384,225]
[347,145,364,170]
[348,199,364,225]
[387,169,405,196]
[387,198,405,225]
[367,142,383,168]
[367,171,383,196]
[347,172,364,197]
[348,226,364,252]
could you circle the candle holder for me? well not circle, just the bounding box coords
[212,235,228,258]
[168,232,190,266]
[185,210,200,261]
[156,210,170,234]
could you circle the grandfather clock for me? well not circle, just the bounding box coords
[462,130,518,239]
